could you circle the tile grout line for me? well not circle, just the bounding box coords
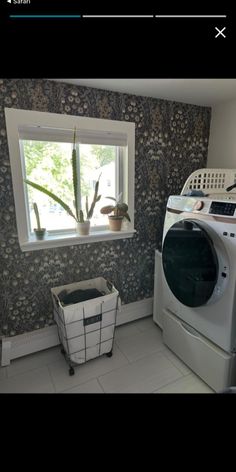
[0,365,57,394]
[114,324,167,364]
[57,368,104,393]
[52,345,130,393]
[152,373,193,394]
[152,373,214,394]
[160,348,192,376]
[135,317,156,333]
[46,364,57,393]
[113,340,132,363]
[97,348,175,388]
[5,347,62,380]
[0,367,8,379]
[97,377,106,393]
[115,338,167,364]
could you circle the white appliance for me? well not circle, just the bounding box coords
[161,169,236,392]
[153,250,163,329]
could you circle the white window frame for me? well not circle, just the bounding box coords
[5,108,135,251]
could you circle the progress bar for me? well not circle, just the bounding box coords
[82,15,154,18]
[9,15,81,18]
[9,14,227,19]
[155,15,227,18]
[83,14,227,18]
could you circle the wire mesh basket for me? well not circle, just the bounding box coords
[51,277,120,375]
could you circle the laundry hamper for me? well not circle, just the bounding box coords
[51,277,120,375]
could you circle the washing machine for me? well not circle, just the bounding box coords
[161,194,236,391]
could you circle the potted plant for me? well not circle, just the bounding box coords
[24,128,101,236]
[76,174,101,235]
[33,202,46,240]
[100,193,131,231]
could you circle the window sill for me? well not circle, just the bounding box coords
[20,229,136,252]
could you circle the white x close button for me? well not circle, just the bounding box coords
[215,26,226,38]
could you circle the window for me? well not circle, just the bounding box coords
[5,108,135,250]
[23,141,119,232]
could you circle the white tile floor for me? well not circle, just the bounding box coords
[0,316,214,393]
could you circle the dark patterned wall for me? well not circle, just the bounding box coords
[0,79,211,336]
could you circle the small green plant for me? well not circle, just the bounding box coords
[24,128,101,224]
[100,193,131,221]
[84,172,102,221]
[78,209,85,223]
[32,202,46,239]
[33,202,42,230]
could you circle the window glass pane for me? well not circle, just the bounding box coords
[23,140,119,231]
[80,144,117,226]
[23,140,75,231]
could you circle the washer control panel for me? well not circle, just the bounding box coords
[209,201,236,216]
[167,196,236,216]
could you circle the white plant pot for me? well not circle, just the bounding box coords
[76,220,90,236]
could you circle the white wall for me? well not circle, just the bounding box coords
[207,100,236,168]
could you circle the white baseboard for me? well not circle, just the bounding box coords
[1,325,60,366]
[116,297,153,326]
[1,297,153,366]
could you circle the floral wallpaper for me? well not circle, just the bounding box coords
[0,79,211,336]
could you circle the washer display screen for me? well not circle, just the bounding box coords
[209,201,236,216]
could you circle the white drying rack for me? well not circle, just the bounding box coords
[181,168,236,195]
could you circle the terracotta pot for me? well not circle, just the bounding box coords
[108,216,123,231]
[76,220,90,236]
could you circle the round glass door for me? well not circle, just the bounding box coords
[162,220,219,307]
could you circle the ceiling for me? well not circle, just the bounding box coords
[52,79,236,106]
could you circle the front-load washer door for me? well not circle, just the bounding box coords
[162,219,219,308]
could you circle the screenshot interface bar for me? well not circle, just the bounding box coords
[0,2,234,76]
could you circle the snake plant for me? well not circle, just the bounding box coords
[33,202,43,230]
[32,202,46,239]
[24,128,101,224]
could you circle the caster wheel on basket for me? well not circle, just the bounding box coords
[69,367,75,376]
[106,350,113,358]
[61,348,65,355]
